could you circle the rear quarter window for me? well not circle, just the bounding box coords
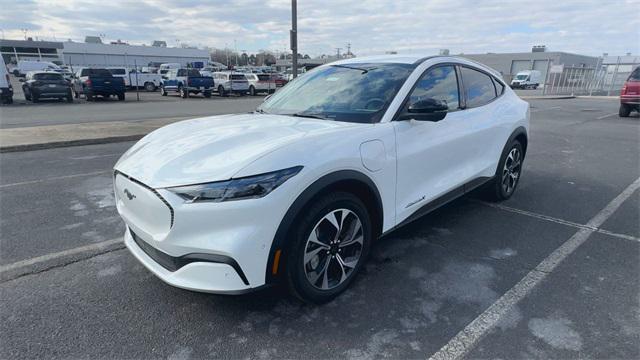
[461,67,497,108]
[108,68,126,75]
[629,67,640,81]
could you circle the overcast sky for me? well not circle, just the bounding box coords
[1,0,638,57]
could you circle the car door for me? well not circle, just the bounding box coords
[393,64,487,224]
[457,66,505,178]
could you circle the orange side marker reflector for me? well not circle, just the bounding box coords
[272,249,282,275]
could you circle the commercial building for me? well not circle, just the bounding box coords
[61,41,209,67]
[1,39,63,64]
[1,38,209,68]
[461,46,600,83]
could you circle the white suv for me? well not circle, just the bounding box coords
[114,55,529,303]
[212,72,249,96]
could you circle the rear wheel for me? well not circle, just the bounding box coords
[179,86,188,98]
[619,104,632,117]
[160,85,167,96]
[66,91,73,103]
[218,85,227,97]
[204,90,212,98]
[144,82,156,92]
[117,92,125,101]
[486,140,524,201]
[249,85,256,96]
[286,192,372,304]
[32,93,39,103]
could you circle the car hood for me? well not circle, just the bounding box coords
[114,113,357,188]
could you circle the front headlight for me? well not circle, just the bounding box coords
[167,166,303,203]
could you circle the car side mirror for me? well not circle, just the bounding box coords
[400,98,448,121]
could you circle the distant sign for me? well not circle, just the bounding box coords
[549,64,564,73]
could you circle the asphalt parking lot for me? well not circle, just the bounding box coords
[0,97,638,359]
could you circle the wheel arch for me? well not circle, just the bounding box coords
[509,126,528,157]
[265,170,383,284]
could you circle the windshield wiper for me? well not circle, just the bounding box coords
[331,64,375,74]
[291,112,329,120]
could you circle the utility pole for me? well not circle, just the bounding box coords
[291,0,298,79]
[335,48,342,59]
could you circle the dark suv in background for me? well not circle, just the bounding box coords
[619,67,640,117]
[20,71,72,103]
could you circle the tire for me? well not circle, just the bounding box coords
[485,140,524,201]
[24,90,31,101]
[144,82,156,92]
[86,92,94,101]
[286,191,372,304]
[13,70,19,76]
[66,92,73,103]
[218,85,227,97]
[249,85,256,96]
[32,93,39,103]
[204,91,212,98]
[117,93,125,101]
[619,104,632,117]
[179,86,188,98]
[161,86,167,96]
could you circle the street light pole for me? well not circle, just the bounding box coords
[291,0,298,79]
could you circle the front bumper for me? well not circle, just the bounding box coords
[114,171,296,293]
[124,228,253,293]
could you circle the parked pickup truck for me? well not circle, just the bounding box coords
[160,68,213,98]
[72,68,126,101]
[108,67,162,91]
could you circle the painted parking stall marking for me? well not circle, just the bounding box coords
[428,177,640,360]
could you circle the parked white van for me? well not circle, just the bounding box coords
[1,56,14,104]
[14,60,60,77]
[510,70,542,89]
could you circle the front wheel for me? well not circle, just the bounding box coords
[179,86,188,98]
[286,192,372,304]
[218,85,227,97]
[144,82,156,92]
[249,85,256,96]
[204,90,212,98]
[486,140,524,201]
[619,104,632,117]
[160,86,167,96]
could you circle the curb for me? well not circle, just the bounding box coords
[519,95,576,100]
[0,134,145,153]
[0,238,125,282]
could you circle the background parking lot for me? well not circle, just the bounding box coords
[0,97,638,359]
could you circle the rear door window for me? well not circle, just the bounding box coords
[460,67,497,108]
[629,67,640,81]
[231,74,246,80]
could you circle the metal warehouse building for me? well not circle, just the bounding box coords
[461,47,600,83]
[61,41,209,67]
[1,38,209,67]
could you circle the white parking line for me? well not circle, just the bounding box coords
[429,177,640,360]
[479,201,639,243]
[0,170,110,189]
[530,106,561,113]
[596,112,618,120]
[0,238,123,281]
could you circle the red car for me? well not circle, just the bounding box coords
[619,66,640,117]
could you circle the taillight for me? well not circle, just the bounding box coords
[85,78,92,86]
[620,83,628,95]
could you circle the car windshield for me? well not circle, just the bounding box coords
[34,73,63,81]
[258,63,414,123]
[515,74,528,80]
